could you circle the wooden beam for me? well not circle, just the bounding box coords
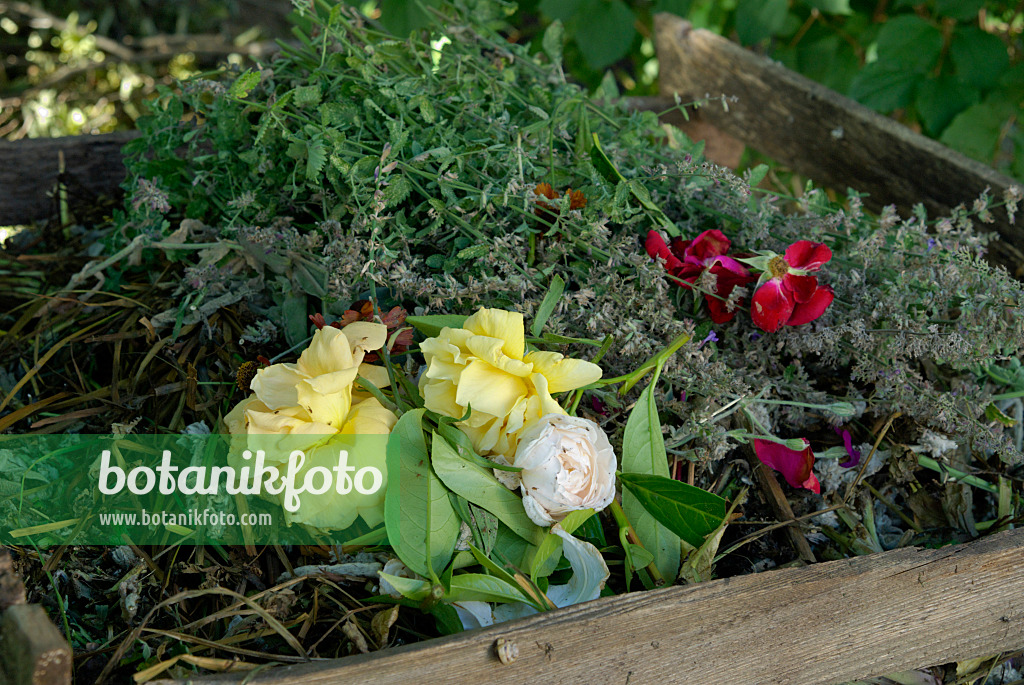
[0,605,71,685]
[0,131,139,227]
[654,14,1024,276]
[156,528,1024,685]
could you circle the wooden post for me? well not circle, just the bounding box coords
[0,550,71,685]
[0,131,140,227]
[154,528,1024,685]
[654,14,1024,276]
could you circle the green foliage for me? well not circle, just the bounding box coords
[385,409,461,578]
[620,380,681,581]
[618,473,727,548]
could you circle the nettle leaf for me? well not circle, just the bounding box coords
[305,136,327,183]
[620,381,680,581]
[874,15,943,73]
[228,69,261,98]
[384,409,461,578]
[406,314,468,338]
[431,433,545,545]
[542,19,565,66]
[382,175,412,208]
[915,75,979,136]
[293,84,322,108]
[539,0,584,23]
[934,0,984,21]
[940,101,1010,163]
[848,62,919,113]
[652,0,692,17]
[950,26,1010,92]
[802,0,851,14]
[574,0,637,70]
[619,473,727,548]
[734,0,788,46]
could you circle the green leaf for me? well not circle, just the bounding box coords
[574,0,637,70]
[734,0,788,46]
[848,62,919,112]
[985,402,1018,427]
[430,433,545,545]
[652,0,692,17]
[531,275,566,337]
[915,76,979,136]
[939,101,1008,163]
[542,19,565,66]
[293,84,322,108]
[875,15,943,73]
[745,163,769,187]
[377,0,439,36]
[802,0,851,14]
[228,69,261,98]
[529,532,564,581]
[384,409,461,578]
[539,0,584,21]
[934,0,984,21]
[446,573,536,604]
[619,472,727,548]
[305,136,327,183]
[405,314,468,339]
[950,26,1009,92]
[620,381,680,580]
[627,543,654,569]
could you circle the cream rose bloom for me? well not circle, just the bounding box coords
[418,308,602,461]
[224,322,397,530]
[514,414,616,527]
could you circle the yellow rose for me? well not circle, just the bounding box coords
[224,322,397,530]
[418,308,602,461]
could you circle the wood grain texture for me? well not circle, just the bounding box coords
[0,131,140,226]
[0,604,71,685]
[158,528,1024,685]
[654,14,1024,276]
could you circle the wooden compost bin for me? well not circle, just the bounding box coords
[1,14,1023,685]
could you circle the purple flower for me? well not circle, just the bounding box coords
[834,426,861,468]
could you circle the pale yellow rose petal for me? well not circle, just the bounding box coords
[296,368,359,429]
[463,308,525,360]
[251,364,306,409]
[342,321,388,355]
[297,326,356,377]
[342,397,399,435]
[455,359,527,420]
[523,351,603,393]
[459,415,505,456]
[529,372,568,417]
[422,378,463,419]
[465,335,534,377]
[223,396,259,435]
[358,363,392,389]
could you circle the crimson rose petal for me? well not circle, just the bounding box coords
[784,240,832,271]
[787,285,834,327]
[753,439,821,493]
[751,279,794,332]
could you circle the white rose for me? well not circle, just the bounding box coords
[514,414,616,527]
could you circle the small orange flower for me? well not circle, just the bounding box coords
[533,183,587,224]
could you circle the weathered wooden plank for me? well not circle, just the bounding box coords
[156,528,1024,685]
[0,131,140,227]
[0,605,71,685]
[654,14,1024,276]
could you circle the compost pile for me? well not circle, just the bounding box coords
[1,0,1023,681]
